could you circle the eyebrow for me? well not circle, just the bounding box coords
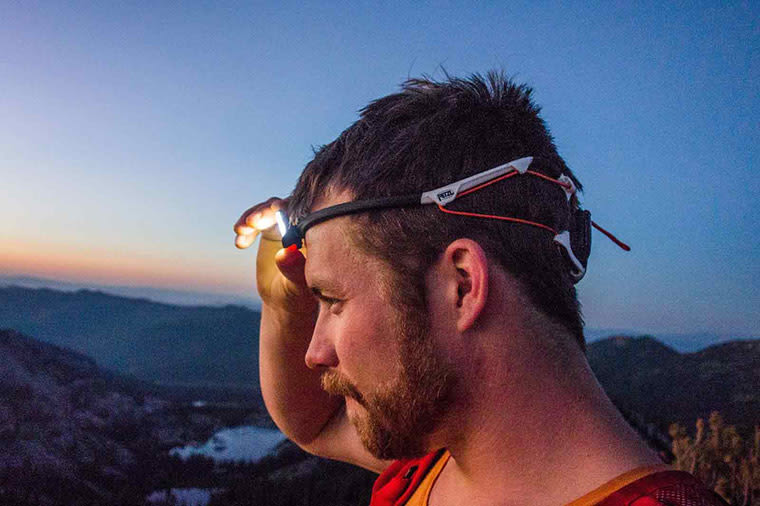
[310,287,337,302]
[307,278,345,299]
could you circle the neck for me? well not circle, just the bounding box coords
[432,327,662,506]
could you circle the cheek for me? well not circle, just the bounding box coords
[337,312,379,361]
[337,307,400,379]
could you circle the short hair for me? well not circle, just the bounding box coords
[289,71,586,349]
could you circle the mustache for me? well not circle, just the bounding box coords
[321,371,366,406]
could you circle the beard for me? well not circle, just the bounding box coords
[321,302,455,460]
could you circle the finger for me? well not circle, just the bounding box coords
[233,197,285,233]
[274,245,308,287]
[234,223,258,236]
[234,206,259,232]
[245,210,277,231]
[235,231,258,249]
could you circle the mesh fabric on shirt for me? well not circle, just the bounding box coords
[653,483,726,506]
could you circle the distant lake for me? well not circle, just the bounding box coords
[146,488,216,506]
[170,425,286,462]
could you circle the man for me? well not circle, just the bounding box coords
[235,73,726,505]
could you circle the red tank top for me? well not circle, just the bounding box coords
[370,451,728,506]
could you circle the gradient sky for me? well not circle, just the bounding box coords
[1,1,757,337]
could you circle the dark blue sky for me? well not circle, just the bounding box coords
[1,1,757,340]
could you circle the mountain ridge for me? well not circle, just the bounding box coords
[587,335,759,434]
[5,276,756,351]
[0,286,261,386]
[2,285,757,434]
[0,275,260,308]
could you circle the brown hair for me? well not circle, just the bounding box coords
[289,71,586,349]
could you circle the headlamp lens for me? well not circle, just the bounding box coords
[275,210,289,237]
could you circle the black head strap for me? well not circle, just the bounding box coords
[282,194,420,248]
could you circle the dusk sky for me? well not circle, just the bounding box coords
[1,1,757,340]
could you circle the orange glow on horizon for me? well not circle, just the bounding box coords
[1,238,254,296]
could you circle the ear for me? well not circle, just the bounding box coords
[439,239,490,333]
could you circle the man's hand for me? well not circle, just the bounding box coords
[234,198,315,315]
[233,198,388,473]
[234,197,328,448]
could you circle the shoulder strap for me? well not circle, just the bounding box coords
[370,449,447,506]
[597,471,729,506]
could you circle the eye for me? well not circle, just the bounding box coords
[319,296,344,314]
[311,287,345,315]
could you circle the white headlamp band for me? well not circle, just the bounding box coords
[283,156,629,282]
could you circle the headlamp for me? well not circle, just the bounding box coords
[274,156,629,283]
[275,210,289,238]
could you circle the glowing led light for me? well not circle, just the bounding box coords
[275,211,288,237]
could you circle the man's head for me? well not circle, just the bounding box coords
[290,71,585,347]
[319,291,454,460]
[303,206,455,460]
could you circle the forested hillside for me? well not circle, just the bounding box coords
[0,329,225,505]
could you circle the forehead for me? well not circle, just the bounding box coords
[303,193,385,291]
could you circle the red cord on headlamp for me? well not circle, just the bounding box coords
[280,156,630,282]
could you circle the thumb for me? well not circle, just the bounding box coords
[275,245,308,287]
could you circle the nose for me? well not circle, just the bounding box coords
[305,318,339,370]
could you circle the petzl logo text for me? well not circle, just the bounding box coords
[437,190,454,200]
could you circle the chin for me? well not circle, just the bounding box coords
[345,396,369,428]
[351,408,431,460]
[344,396,355,417]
